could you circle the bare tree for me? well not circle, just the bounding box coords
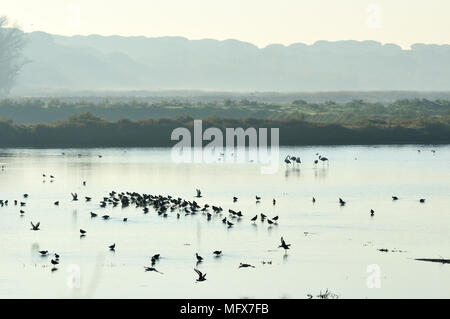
[0,15,27,96]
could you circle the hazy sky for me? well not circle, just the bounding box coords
[3,0,449,48]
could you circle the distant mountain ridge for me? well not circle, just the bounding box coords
[13,31,450,93]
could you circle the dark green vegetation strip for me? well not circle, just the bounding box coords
[0,112,448,147]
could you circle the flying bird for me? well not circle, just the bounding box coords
[30,221,40,231]
[278,237,291,252]
[194,268,206,282]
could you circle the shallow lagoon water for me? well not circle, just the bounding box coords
[0,145,449,298]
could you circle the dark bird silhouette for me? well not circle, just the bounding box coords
[392,196,399,200]
[30,221,40,231]
[213,250,222,256]
[102,215,110,220]
[39,250,48,256]
[339,198,346,206]
[194,268,206,282]
[51,259,59,265]
[109,243,115,250]
[233,196,238,202]
[420,199,426,203]
[260,213,267,220]
[71,193,78,201]
[319,156,329,165]
[23,194,29,198]
[196,253,204,262]
[123,218,128,222]
[256,196,261,201]
[20,210,25,215]
[54,253,60,259]
[312,197,316,203]
[85,197,92,202]
[196,189,202,198]
[250,215,257,222]
[80,229,87,235]
[273,198,276,205]
[144,267,163,274]
[227,221,234,227]
[370,209,375,217]
[54,201,59,206]
[239,263,255,268]
[267,219,274,225]
[272,216,279,221]
[278,237,291,252]
[90,212,97,217]
[284,156,291,165]
[83,181,86,186]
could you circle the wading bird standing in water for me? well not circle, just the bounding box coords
[284,156,291,166]
[196,189,202,198]
[319,155,329,166]
[196,253,203,263]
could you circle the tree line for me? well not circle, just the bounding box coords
[0,98,448,124]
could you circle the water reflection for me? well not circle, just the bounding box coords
[0,146,449,298]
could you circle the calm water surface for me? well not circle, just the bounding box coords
[0,145,449,298]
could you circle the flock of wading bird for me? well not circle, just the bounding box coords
[0,152,434,282]
[8,177,293,282]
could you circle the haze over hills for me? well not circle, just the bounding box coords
[12,31,450,94]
